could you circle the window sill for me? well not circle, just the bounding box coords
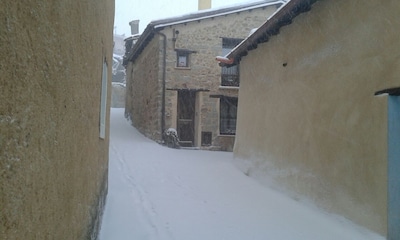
[175,67,191,70]
[218,134,236,137]
[219,86,239,90]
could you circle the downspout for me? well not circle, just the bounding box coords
[157,31,167,141]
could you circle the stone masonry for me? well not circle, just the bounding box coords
[125,2,282,150]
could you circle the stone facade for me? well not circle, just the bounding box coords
[230,0,400,237]
[125,2,283,150]
[0,1,114,239]
[126,36,163,139]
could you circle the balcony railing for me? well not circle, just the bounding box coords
[221,74,239,87]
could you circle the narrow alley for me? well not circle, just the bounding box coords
[99,108,384,240]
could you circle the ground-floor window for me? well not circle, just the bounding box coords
[220,97,237,135]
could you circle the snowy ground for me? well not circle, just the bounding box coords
[99,108,384,240]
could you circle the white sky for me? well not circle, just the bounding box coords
[114,0,263,36]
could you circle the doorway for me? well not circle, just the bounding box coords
[177,90,196,147]
[388,95,400,240]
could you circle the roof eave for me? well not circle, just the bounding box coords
[226,0,320,63]
[125,23,157,64]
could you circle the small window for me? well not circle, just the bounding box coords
[177,51,189,67]
[220,97,238,135]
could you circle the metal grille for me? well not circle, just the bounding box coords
[221,38,242,87]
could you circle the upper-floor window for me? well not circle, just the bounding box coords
[177,50,190,68]
[221,38,242,87]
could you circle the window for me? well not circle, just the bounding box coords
[221,65,239,87]
[221,38,242,87]
[177,51,189,67]
[99,60,108,139]
[220,97,238,135]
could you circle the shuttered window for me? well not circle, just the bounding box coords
[99,60,108,139]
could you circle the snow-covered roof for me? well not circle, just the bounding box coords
[113,54,123,60]
[126,0,286,64]
[151,0,286,29]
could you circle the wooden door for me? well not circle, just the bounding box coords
[177,90,196,147]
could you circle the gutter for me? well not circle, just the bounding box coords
[215,56,234,65]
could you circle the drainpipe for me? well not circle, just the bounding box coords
[157,31,167,140]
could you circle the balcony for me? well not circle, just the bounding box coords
[221,74,239,87]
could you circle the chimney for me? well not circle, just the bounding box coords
[198,0,211,10]
[129,20,139,35]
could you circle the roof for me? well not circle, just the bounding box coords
[151,0,286,28]
[221,0,320,66]
[125,0,286,64]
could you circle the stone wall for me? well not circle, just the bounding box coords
[125,36,163,140]
[126,4,280,149]
[163,6,279,150]
[234,0,400,235]
[0,1,114,239]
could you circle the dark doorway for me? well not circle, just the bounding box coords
[388,95,400,240]
[376,87,400,240]
[375,87,400,240]
[177,90,196,147]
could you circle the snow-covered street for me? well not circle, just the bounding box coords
[99,108,384,240]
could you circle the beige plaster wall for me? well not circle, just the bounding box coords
[234,0,400,235]
[0,1,114,239]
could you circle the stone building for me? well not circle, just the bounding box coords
[219,0,400,238]
[0,1,114,239]
[125,0,285,151]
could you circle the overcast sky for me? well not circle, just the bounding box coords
[114,0,263,36]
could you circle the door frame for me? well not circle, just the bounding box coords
[388,95,400,240]
[177,90,196,147]
[375,87,400,240]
